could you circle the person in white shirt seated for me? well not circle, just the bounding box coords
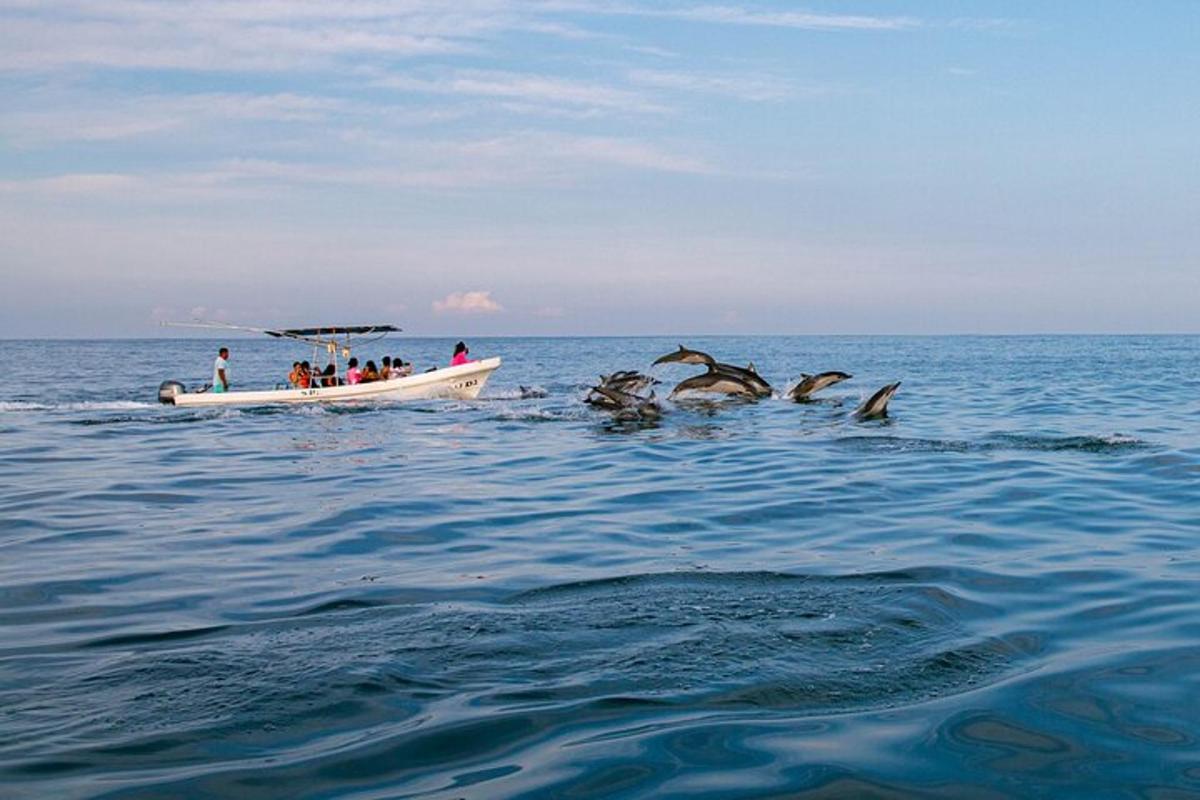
[390,354,413,378]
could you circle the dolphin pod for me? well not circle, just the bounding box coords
[599,370,659,395]
[585,370,662,420]
[644,345,900,420]
[594,386,662,421]
[579,346,900,421]
[654,345,773,398]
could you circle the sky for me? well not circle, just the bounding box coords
[0,0,1197,337]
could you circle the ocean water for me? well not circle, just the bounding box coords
[1,335,1198,799]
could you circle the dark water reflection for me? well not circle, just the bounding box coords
[1,335,1199,798]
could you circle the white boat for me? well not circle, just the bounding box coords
[158,322,500,407]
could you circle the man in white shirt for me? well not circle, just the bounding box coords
[213,347,230,393]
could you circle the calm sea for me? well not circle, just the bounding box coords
[2,335,1198,799]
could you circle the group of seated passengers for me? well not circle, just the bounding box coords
[288,356,412,389]
[287,361,336,389]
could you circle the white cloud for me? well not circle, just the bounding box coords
[667,7,918,31]
[0,1,645,73]
[581,4,919,32]
[0,172,143,194]
[0,2,931,74]
[2,92,354,145]
[626,68,796,102]
[375,69,665,115]
[456,132,714,175]
[184,305,233,322]
[432,291,504,314]
[0,126,715,199]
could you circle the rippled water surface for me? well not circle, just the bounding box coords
[2,335,1199,798]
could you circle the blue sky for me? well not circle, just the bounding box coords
[1,1,1196,336]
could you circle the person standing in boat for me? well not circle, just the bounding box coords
[213,347,230,393]
[451,341,472,366]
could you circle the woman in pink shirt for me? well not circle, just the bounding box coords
[450,341,472,366]
[345,357,362,384]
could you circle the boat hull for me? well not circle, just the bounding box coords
[168,357,501,407]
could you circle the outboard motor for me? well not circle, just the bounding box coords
[158,380,187,405]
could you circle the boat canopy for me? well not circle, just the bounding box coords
[266,325,400,338]
[161,319,402,370]
[162,320,400,342]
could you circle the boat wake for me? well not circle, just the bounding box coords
[0,400,158,413]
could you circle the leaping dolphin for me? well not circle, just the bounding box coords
[853,382,901,420]
[653,345,716,367]
[788,371,852,402]
[670,372,759,399]
[709,361,772,397]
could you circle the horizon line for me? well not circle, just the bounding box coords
[3,332,1199,342]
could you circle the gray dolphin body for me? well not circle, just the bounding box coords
[600,370,658,394]
[670,371,759,399]
[585,388,626,410]
[591,385,662,420]
[854,382,901,420]
[653,345,716,367]
[788,371,852,401]
[710,362,772,397]
[586,370,659,408]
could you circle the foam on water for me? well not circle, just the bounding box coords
[0,400,158,412]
